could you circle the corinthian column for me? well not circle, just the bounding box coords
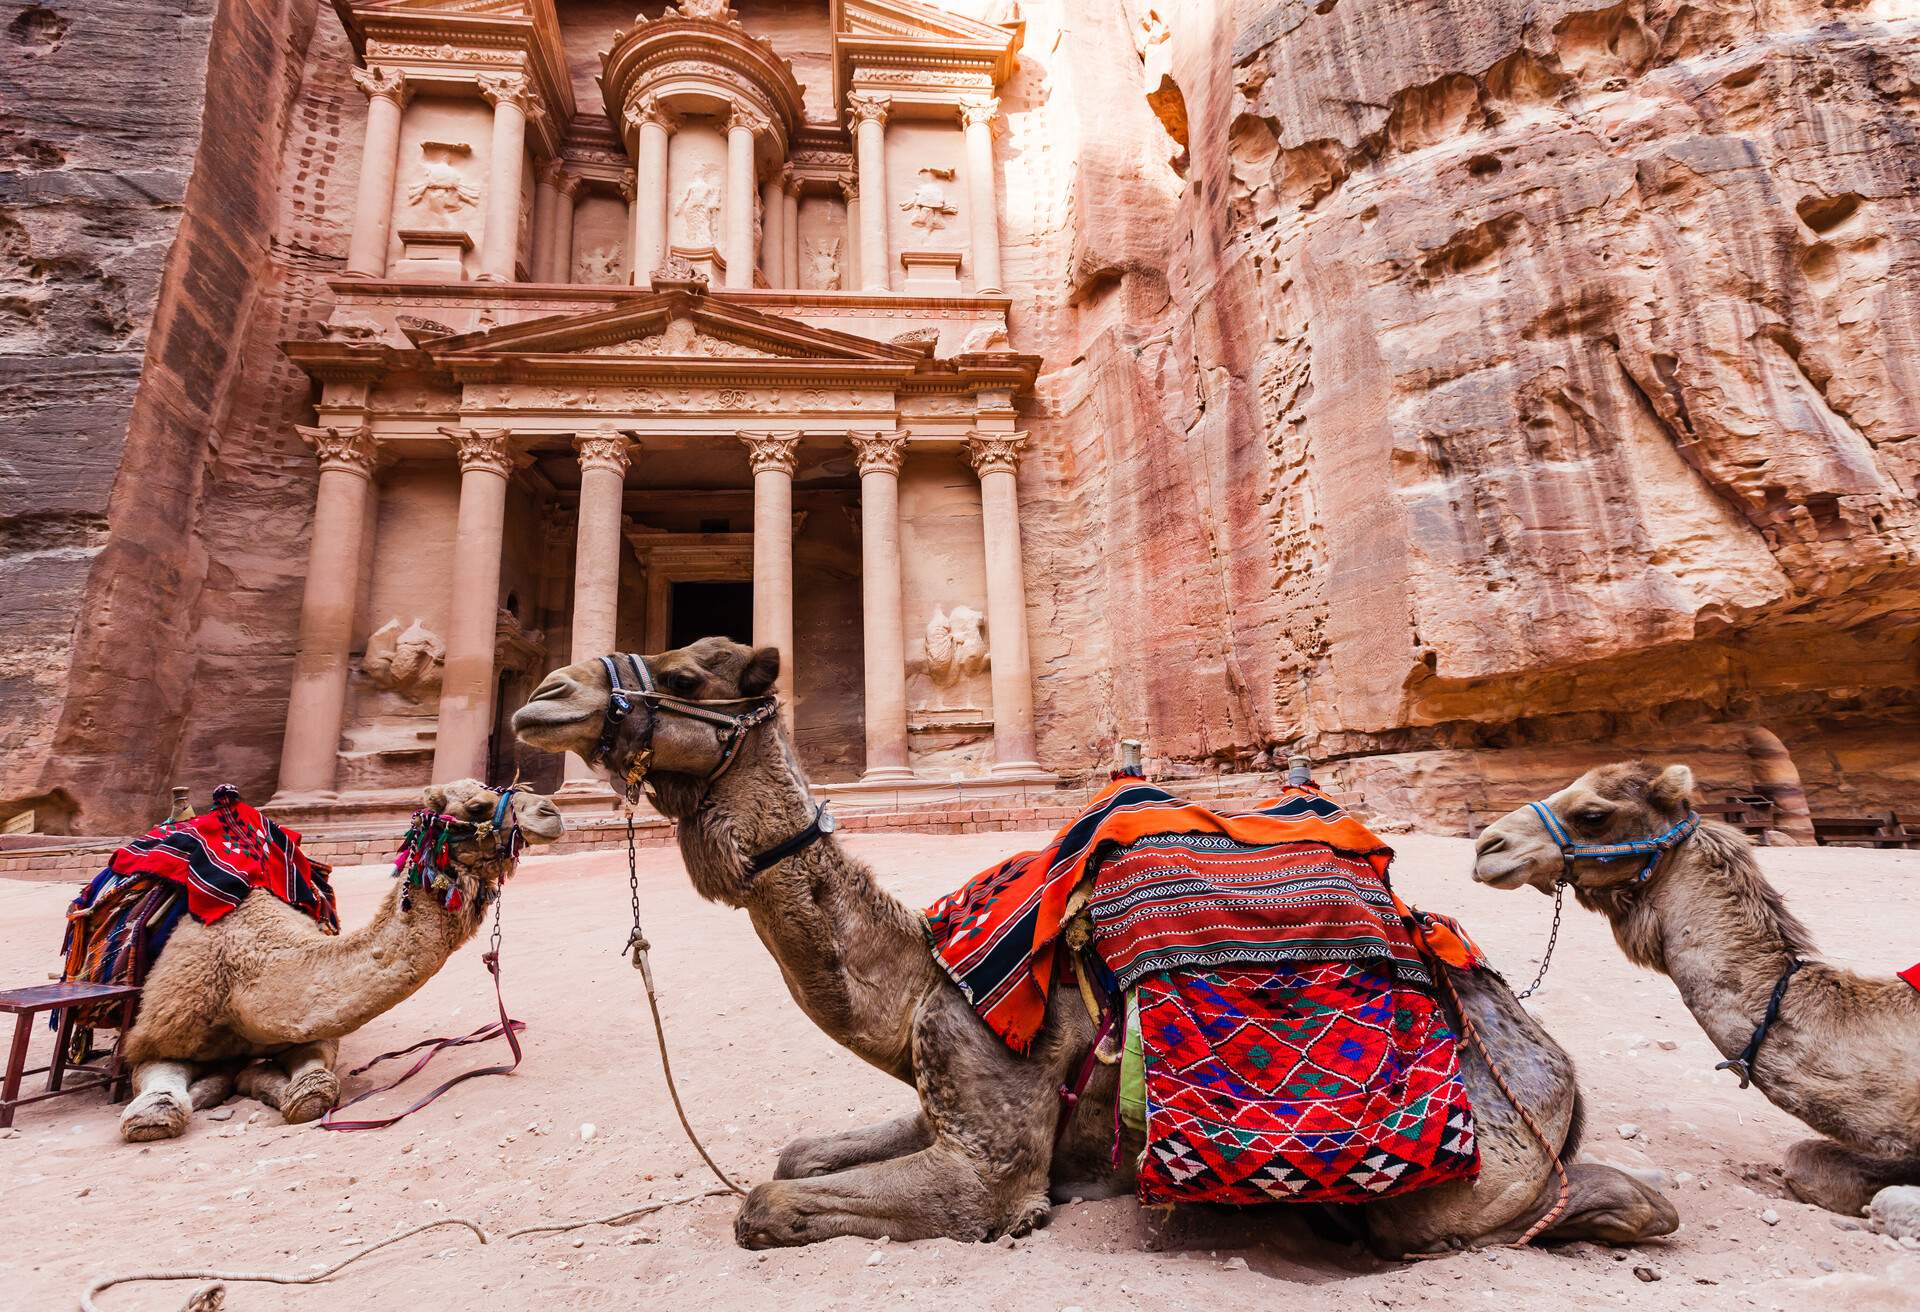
[741,431,800,708]
[563,427,634,788]
[345,67,411,278]
[532,159,564,282]
[782,170,801,288]
[432,427,515,782]
[724,104,768,289]
[851,431,913,783]
[760,171,785,288]
[959,98,1004,294]
[848,93,890,291]
[628,97,676,283]
[967,432,1040,774]
[838,175,860,289]
[273,425,379,801]
[477,74,534,282]
[552,172,581,283]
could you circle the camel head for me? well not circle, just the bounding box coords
[511,637,781,817]
[1472,761,1695,894]
[414,779,565,895]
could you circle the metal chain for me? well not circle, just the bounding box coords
[623,812,644,958]
[1514,879,1567,1001]
[488,895,504,961]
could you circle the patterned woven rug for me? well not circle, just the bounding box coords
[1135,962,1480,1206]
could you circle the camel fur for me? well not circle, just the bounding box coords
[115,780,564,1142]
[513,638,1677,1255]
[1473,761,1920,1215]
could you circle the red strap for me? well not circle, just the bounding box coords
[320,951,525,1132]
[1054,1005,1118,1147]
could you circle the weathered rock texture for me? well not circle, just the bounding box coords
[2,0,1915,832]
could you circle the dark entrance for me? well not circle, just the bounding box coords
[669,580,753,649]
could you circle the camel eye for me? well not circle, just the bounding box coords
[664,669,701,695]
[467,797,493,817]
[1573,807,1609,827]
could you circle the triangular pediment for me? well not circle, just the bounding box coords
[423,290,930,367]
[346,0,533,16]
[839,0,1015,45]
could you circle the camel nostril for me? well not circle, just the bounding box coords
[528,680,571,703]
[1474,832,1505,857]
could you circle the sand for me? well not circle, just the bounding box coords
[4,831,1918,1311]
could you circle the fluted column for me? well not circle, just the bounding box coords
[552,173,581,283]
[477,75,534,282]
[432,427,516,782]
[782,170,801,288]
[532,159,563,282]
[968,432,1040,774]
[345,68,410,278]
[848,93,890,291]
[273,425,379,801]
[852,431,913,783]
[629,98,675,283]
[724,104,767,289]
[563,427,635,788]
[959,98,1003,294]
[741,432,800,709]
[760,171,785,287]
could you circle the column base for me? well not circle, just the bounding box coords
[557,776,614,798]
[857,765,918,785]
[267,788,339,807]
[987,760,1054,781]
[338,269,379,281]
[473,272,510,284]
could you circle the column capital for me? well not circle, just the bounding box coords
[850,430,908,476]
[297,423,379,477]
[846,91,891,128]
[966,430,1026,478]
[958,97,1000,130]
[740,430,801,476]
[617,173,637,204]
[575,426,636,474]
[727,102,773,138]
[838,173,859,202]
[536,157,568,188]
[477,73,534,112]
[780,165,803,198]
[627,95,681,135]
[556,171,586,200]
[440,425,517,476]
[351,65,412,108]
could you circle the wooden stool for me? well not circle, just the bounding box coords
[0,982,140,1128]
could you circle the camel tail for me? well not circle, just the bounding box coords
[1559,1083,1586,1163]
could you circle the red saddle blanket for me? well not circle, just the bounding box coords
[1136,962,1480,1205]
[101,803,338,933]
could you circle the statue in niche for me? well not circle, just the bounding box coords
[804,237,842,290]
[407,141,479,215]
[924,605,989,688]
[675,167,723,246]
[899,166,958,234]
[576,245,623,285]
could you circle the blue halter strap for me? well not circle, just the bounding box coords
[1527,800,1701,884]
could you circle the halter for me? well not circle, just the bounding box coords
[393,785,526,912]
[1526,799,1702,885]
[591,652,780,804]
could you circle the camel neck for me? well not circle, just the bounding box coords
[674,727,939,1082]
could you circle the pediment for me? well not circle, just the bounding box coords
[346,0,534,16]
[838,0,1015,46]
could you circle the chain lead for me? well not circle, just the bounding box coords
[623,811,648,967]
[1514,879,1567,1001]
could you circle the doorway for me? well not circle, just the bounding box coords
[668,580,753,649]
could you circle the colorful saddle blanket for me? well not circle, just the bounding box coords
[1135,962,1480,1205]
[58,868,189,1029]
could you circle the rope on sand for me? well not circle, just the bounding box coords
[504,1185,738,1240]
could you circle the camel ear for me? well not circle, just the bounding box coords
[422,783,451,815]
[1649,764,1694,811]
[740,645,780,697]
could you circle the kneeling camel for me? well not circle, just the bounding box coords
[1473,762,1920,1214]
[513,638,1677,1255]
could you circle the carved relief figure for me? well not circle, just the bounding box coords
[804,237,842,290]
[576,245,623,285]
[676,167,723,246]
[925,605,989,688]
[407,141,479,215]
[899,167,958,234]
[674,0,731,17]
[361,617,445,699]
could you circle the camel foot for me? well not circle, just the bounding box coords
[1785,1139,1920,1216]
[277,1066,341,1125]
[189,1071,236,1111]
[1534,1161,1679,1245]
[1000,1193,1052,1239]
[120,1089,190,1142]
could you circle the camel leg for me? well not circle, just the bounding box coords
[734,1142,1009,1248]
[120,1060,195,1141]
[237,1043,339,1124]
[1785,1139,1920,1216]
[188,1068,236,1111]
[775,1112,932,1180]
[1498,1160,1680,1246]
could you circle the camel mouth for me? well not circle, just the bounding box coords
[510,700,599,747]
[1472,858,1533,890]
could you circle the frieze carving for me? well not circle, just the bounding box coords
[675,166,723,245]
[574,426,635,474]
[925,605,989,687]
[298,423,378,476]
[846,92,891,127]
[366,41,520,67]
[790,150,853,169]
[965,431,1026,477]
[900,168,958,234]
[803,237,842,290]
[852,67,995,91]
[849,430,908,476]
[351,66,411,106]
[476,73,535,112]
[740,430,801,476]
[900,393,974,415]
[673,0,733,18]
[588,317,775,359]
[319,314,385,342]
[461,383,888,414]
[407,141,479,214]
[441,426,516,475]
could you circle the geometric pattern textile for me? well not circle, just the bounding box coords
[1136,963,1481,1206]
[106,802,338,934]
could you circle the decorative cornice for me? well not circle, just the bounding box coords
[846,92,891,128]
[352,65,413,108]
[740,430,801,476]
[574,425,636,474]
[959,97,999,130]
[849,430,908,476]
[477,73,535,113]
[441,425,516,476]
[297,423,378,476]
[966,430,1025,477]
[727,102,773,137]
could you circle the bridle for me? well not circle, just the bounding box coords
[590,652,780,805]
[393,786,528,913]
[1510,798,1702,1001]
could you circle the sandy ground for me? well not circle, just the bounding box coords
[5,830,1919,1311]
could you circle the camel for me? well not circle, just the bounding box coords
[1472,761,1920,1215]
[116,779,564,1142]
[511,638,1677,1254]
